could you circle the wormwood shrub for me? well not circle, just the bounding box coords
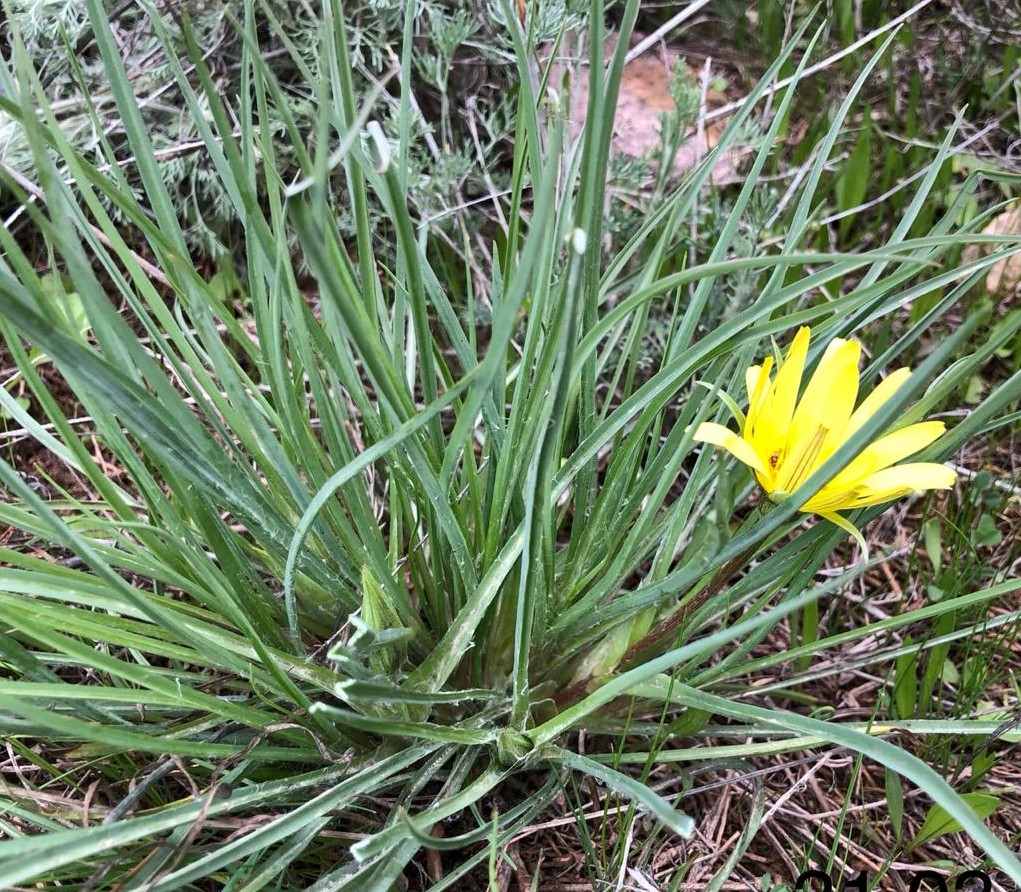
[1,1,1020,887]
[0,0,573,259]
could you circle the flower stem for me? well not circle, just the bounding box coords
[619,542,761,670]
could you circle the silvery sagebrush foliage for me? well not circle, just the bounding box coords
[0,0,592,260]
[4,1,235,253]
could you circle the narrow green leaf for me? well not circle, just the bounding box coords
[540,745,695,839]
[910,791,1001,850]
[885,766,905,842]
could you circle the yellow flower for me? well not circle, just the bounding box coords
[694,326,956,542]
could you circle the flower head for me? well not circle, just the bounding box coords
[693,327,956,540]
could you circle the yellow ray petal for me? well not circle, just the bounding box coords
[802,461,956,513]
[774,425,827,498]
[826,421,947,492]
[786,338,861,465]
[818,510,869,560]
[770,326,811,427]
[774,338,861,494]
[745,365,762,405]
[747,327,809,460]
[845,367,912,438]
[692,422,768,475]
[801,488,858,514]
[744,357,774,434]
[844,462,957,507]
[801,478,880,514]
